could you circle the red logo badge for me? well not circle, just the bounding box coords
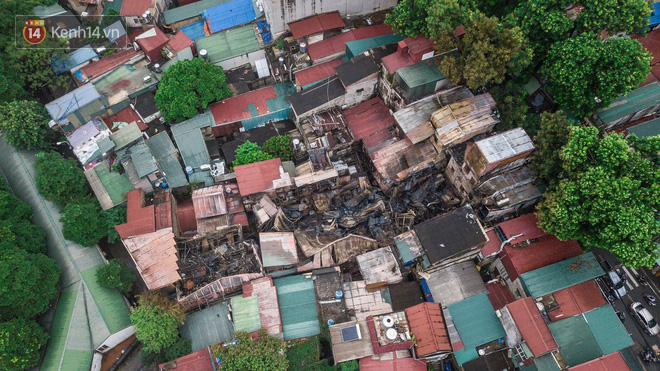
[23,20,46,45]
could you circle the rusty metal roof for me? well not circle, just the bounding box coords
[115,189,155,239]
[547,280,606,322]
[242,277,282,336]
[567,351,630,371]
[405,302,452,357]
[123,228,181,290]
[507,297,558,357]
[175,198,198,233]
[498,213,546,241]
[234,158,290,196]
[288,11,345,39]
[192,185,228,218]
[344,97,397,152]
[500,234,583,282]
[259,232,298,267]
[294,58,343,87]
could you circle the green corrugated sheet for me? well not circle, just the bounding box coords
[173,129,210,168]
[60,350,93,371]
[453,347,479,366]
[81,267,132,333]
[195,25,261,64]
[181,302,234,352]
[93,163,133,205]
[146,132,188,188]
[548,314,603,367]
[267,82,296,112]
[397,60,445,89]
[597,82,660,125]
[621,348,643,371]
[231,296,261,332]
[520,252,604,298]
[94,64,136,91]
[628,117,660,138]
[531,353,561,371]
[583,305,633,355]
[163,0,231,24]
[41,288,78,371]
[103,0,123,14]
[34,4,66,17]
[109,122,142,150]
[188,171,214,186]
[128,141,158,178]
[345,34,403,60]
[171,112,214,136]
[274,275,320,340]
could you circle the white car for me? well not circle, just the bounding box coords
[630,302,660,335]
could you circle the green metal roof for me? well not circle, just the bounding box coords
[34,4,66,17]
[103,0,123,14]
[345,33,403,60]
[163,0,231,25]
[583,305,633,355]
[195,25,261,64]
[531,353,562,371]
[447,292,506,365]
[520,252,604,298]
[627,117,660,138]
[397,60,445,89]
[274,275,320,340]
[231,296,261,333]
[597,82,660,125]
[181,302,234,352]
[128,141,158,178]
[93,163,134,205]
[171,112,214,136]
[109,122,142,150]
[145,132,188,188]
[81,267,132,333]
[188,171,214,186]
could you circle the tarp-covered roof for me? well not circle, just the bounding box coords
[45,84,101,122]
[164,0,233,25]
[202,0,256,34]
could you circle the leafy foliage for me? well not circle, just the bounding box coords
[61,201,107,247]
[96,259,135,295]
[263,135,293,161]
[577,0,652,34]
[155,58,232,122]
[385,0,432,37]
[141,337,192,366]
[0,249,60,321]
[513,0,572,59]
[0,318,49,371]
[0,219,47,254]
[103,206,126,244]
[531,111,576,187]
[537,127,660,268]
[541,34,650,118]
[0,191,32,223]
[0,100,51,150]
[130,292,186,353]
[286,337,321,371]
[490,82,540,137]
[35,152,88,206]
[232,140,273,168]
[213,330,287,371]
[339,360,359,371]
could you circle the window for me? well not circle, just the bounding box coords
[341,324,362,342]
[356,89,364,95]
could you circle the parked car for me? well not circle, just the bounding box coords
[630,302,660,335]
[607,270,627,298]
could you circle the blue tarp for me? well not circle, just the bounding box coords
[202,0,256,34]
[180,20,207,41]
[649,2,660,28]
[52,45,97,74]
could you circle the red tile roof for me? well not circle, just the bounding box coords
[154,192,173,230]
[405,302,452,357]
[500,234,583,281]
[159,348,216,371]
[115,189,156,239]
[136,27,170,62]
[359,353,427,371]
[547,280,606,322]
[485,282,515,311]
[294,58,344,86]
[288,11,345,39]
[498,213,546,242]
[366,316,414,354]
[80,49,141,80]
[344,97,397,151]
[168,31,195,53]
[175,198,198,233]
[234,158,283,196]
[209,86,278,126]
[104,106,147,132]
[308,24,394,61]
[507,297,558,357]
[481,230,500,257]
[121,0,154,16]
[567,351,631,371]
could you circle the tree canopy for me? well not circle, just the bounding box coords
[61,201,107,247]
[232,141,273,168]
[96,259,136,295]
[0,219,47,255]
[103,206,126,244]
[263,135,293,161]
[541,34,650,118]
[576,0,652,34]
[130,292,186,353]
[531,111,576,187]
[35,152,88,206]
[213,330,288,371]
[536,127,660,268]
[0,318,49,371]
[155,58,232,122]
[0,100,51,150]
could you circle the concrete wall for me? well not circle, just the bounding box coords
[260,0,398,37]
[343,74,378,108]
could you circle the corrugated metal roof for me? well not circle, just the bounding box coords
[500,235,583,282]
[180,20,207,41]
[481,230,500,257]
[274,275,320,340]
[181,302,234,352]
[548,280,606,322]
[34,3,66,17]
[158,348,216,371]
[393,95,444,134]
[520,252,604,298]
[120,0,153,16]
[498,213,547,241]
[397,60,445,89]
[202,0,256,34]
[210,86,278,125]
[242,277,282,336]
[294,58,343,86]
[627,116,660,138]
[424,261,487,307]
[175,198,198,233]
[145,132,188,188]
[163,0,230,25]
[288,11,345,39]
[53,45,98,74]
[105,106,146,132]
[234,158,288,196]
[597,82,660,125]
[192,185,228,218]
[168,31,195,53]
[136,27,170,61]
[231,295,261,332]
[115,189,155,239]
[173,128,210,168]
[123,228,180,290]
[485,282,515,311]
[507,297,558,357]
[359,352,427,371]
[476,127,534,163]
[259,232,298,267]
[128,140,158,177]
[92,161,134,206]
[584,306,634,356]
[357,247,402,285]
[344,97,397,151]
[154,192,173,230]
[308,24,394,61]
[80,49,141,81]
[345,33,403,60]
[110,121,142,150]
[568,351,631,371]
[194,25,260,64]
[394,230,427,264]
[405,302,452,357]
[45,84,101,122]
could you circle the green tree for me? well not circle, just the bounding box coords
[531,111,576,187]
[263,135,293,161]
[213,330,287,371]
[103,206,126,244]
[577,0,652,34]
[35,152,88,206]
[61,201,106,247]
[0,100,51,150]
[130,292,186,353]
[513,0,572,59]
[541,34,650,118]
[0,219,47,254]
[155,58,232,122]
[0,191,32,223]
[141,337,192,366]
[96,259,135,295]
[232,141,273,168]
[537,126,660,268]
[0,318,49,371]
[385,0,432,37]
[490,82,540,137]
[0,249,60,321]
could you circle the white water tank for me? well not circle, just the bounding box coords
[385,328,398,341]
[382,315,394,328]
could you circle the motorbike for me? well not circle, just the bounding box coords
[645,294,657,306]
[615,310,626,322]
[641,349,653,365]
[637,273,649,287]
